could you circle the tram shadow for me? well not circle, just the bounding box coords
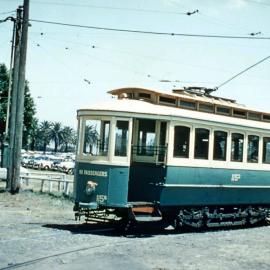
[43,221,178,238]
[43,220,269,238]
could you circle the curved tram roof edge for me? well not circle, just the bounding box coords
[77,99,270,132]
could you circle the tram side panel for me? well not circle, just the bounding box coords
[159,166,270,207]
[74,162,130,209]
[128,162,166,203]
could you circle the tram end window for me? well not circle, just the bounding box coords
[83,119,110,156]
[194,128,209,160]
[231,133,244,162]
[115,120,129,157]
[213,131,227,161]
[247,135,259,163]
[173,126,190,158]
[263,137,270,164]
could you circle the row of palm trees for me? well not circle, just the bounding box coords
[34,121,76,153]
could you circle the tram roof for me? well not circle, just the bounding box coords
[108,87,246,109]
[77,98,270,131]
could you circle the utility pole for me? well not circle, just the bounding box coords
[4,15,16,139]
[0,15,16,169]
[7,0,30,193]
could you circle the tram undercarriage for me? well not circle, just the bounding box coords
[74,203,270,231]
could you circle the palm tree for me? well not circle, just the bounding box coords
[83,124,99,154]
[62,126,76,152]
[48,122,65,152]
[38,120,52,153]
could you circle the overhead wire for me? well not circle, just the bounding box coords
[245,0,270,6]
[0,10,16,15]
[29,19,270,40]
[32,32,236,77]
[23,1,189,15]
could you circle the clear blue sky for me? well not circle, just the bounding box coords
[0,0,269,128]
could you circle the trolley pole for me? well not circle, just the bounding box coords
[7,0,30,193]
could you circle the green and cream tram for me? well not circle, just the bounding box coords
[74,87,270,228]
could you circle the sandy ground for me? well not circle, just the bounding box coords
[1,182,270,270]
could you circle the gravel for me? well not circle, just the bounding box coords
[1,182,270,270]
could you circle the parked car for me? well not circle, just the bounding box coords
[32,156,54,170]
[51,158,65,171]
[21,156,33,167]
[58,160,75,174]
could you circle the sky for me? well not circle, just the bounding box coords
[0,0,269,128]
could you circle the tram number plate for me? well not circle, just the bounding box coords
[96,195,107,203]
[231,174,241,182]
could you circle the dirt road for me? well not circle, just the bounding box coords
[1,185,270,270]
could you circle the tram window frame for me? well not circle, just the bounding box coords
[173,126,190,158]
[213,131,227,161]
[194,128,210,160]
[231,133,244,162]
[114,120,129,157]
[247,135,259,163]
[82,118,111,157]
[263,137,270,164]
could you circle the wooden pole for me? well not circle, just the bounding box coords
[7,7,23,191]
[8,0,30,194]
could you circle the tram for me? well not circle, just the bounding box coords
[73,87,270,228]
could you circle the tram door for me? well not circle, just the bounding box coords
[128,119,167,202]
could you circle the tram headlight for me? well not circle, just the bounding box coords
[85,180,98,195]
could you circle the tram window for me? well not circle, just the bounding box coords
[217,106,230,115]
[247,135,259,163]
[83,120,110,156]
[263,115,270,122]
[173,126,190,158]
[180,100,196,110]
[115,121,129,157]
[213,131,227,161]
[231,133,244,162]
[138,93,151,99]
[198,103,214,113]
[137,119,156,156]
[263,137,270,164]
[248,113,261,121]
[194,128,209,159]
[159,96,176,105]
[233,110,246,118]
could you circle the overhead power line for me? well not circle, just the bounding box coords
[0,10,16,15]
[28,19,270,40]
[25,1,192,15]
[216,54,270,89]
[245,0,270,6]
